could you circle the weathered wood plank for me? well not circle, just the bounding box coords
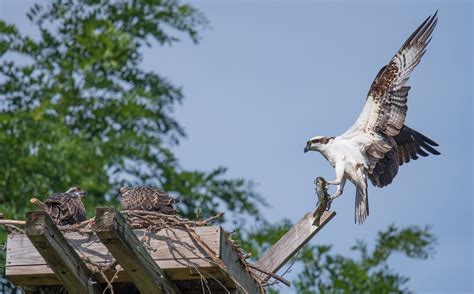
[24,211,102,294]
[253,210,336,282]
[6,225,222,286]
[6,261,221,286]
[95,207,179,294]
[219,229,263,294]
[7,227,219,267]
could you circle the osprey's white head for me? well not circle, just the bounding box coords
[304,136,334,153]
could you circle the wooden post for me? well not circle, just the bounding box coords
[95,207,179,294]
[25,211,102,294]
[254,210,336,282]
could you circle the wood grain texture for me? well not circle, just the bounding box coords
[7,218,257,291]
[219,230,263,294]
[95,207,180,294]
[24,211,102,294]
[253,210,336,282]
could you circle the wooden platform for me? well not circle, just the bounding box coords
[5,209,262,293]
[4,206,336,293]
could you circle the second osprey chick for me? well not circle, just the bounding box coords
[119,186,179,214]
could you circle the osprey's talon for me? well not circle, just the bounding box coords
[326,200,332,211]
[329,195,339,201]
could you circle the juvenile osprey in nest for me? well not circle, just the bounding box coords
[119,187,179,214]
[304,12,440,224]
[31,187,87,225]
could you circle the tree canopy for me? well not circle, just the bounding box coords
[0,0,264,223]
[0,1,436,293]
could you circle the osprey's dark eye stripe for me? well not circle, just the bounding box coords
[311,139,319,144]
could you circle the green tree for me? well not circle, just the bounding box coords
[240,222,436,293]
[0,0,264,223]
[0,1,436,293]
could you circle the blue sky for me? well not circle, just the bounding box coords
[1,1,472,293]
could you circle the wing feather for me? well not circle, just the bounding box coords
[343,11,438,139]
[44,193,86,225]
[369,125,440,187]
[120,187,178,214]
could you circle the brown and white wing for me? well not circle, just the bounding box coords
[121,187,176,214]
[120,188,152,211]
[148,188,177,214]
[369,125,440,187]
[44,194,86,225]
[44,195,62,223]
[64,196,86,224]
[342,11,438,139]
[394,125,440,166]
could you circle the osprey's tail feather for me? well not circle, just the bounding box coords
[355,186,369,224]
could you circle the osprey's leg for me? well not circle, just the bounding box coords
[329,177,347,201]
[326,161,345,186]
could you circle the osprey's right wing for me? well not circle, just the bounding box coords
[342,11,438,139]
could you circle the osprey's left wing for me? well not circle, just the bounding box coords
[343,11,438,139]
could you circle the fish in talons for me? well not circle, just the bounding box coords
[313,177,332,226]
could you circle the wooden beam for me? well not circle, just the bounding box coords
[253,210,336,282]
[218,229,264,294]
[25,211,102,294]
[95,207,180,294]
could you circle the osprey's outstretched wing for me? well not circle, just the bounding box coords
[344,11,438,140]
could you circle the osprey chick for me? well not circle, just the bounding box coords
[305,12,440,224]
[38,187,87,226]
[119,187,179,214]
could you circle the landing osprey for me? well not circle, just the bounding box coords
[304,12,440,224]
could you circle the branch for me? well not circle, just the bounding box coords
[0,220,26,226]
[247,264,291,287]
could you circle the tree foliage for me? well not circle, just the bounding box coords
[239,222,436,293]
[0,1,436,293]
[0,0,264,224]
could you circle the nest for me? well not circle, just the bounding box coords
[1,210,293,293]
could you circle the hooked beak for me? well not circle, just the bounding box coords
[304,146,310,153]
[79,191,87,198]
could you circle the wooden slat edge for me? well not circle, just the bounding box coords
[95,207,179,294]
[254,210,336,282]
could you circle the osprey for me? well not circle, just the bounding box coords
[32,187,87,226]
[304,12,440,224]
[119,186,179,214]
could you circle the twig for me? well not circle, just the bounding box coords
[0,220,25,226]
[201,212,225,225]
[248,264,291,287]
